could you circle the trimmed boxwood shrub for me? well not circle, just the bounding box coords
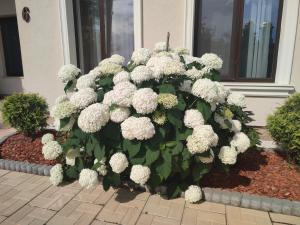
[1,93,48,136]
[267,93,300,164]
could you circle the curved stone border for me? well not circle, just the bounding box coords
[0,159,52,176]
[202,187,300,217]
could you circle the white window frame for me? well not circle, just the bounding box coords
[184,0,298,96]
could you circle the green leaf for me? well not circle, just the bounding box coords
[103,176,111,191]
[60,117,71,129]
[85,138,94,156]
[65,166,78,179]
[176,94,186,111]
[94,143,105,160]
[98,77,113,87]
[156,152,172,179]
[196,100,212,121]
[145,145,160,166]
[148,173,162,189]
[64,80,74,93]
[176,128,193,141]
[97,89,104,102]
[167,109,183,128]
[159,84,176,94]
[167,184,182,199]
[171,142,183,155]
[123,139,141,158]
[192,163,210,182]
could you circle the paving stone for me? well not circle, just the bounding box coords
[270,212,300,225]
[74,185,115,205]
[91,220,115,225]
[220,191,231,205]
[241,194,252,208]
[1,205,55,225]
[29,181,82,211]
[226,205,272,225]
[185,201,225,214]
[202,187,213,201]
[271,199,283,213]
[142,194,185,221]
[0,160,4,169]
[136,213,180,225]
[0,170,9,177]
[261,197,273,212]
[97,189,150,225]
[211,189,222,203]
[292,202,300,217]
[47,200,102,225]
[280,199,293,215]
[0,216,6,223]
[249,195,262,210]
[182,207,226,225]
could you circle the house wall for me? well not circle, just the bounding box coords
[5,0,65,106]
[290,2,300,92]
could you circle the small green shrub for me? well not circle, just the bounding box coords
[267,93,300,164]
[1,93,48,136]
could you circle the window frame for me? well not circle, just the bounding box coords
[193,0,284,82]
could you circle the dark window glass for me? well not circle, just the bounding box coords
[0,17,23,77]
[73,0,134,73]
[194,0,282,81]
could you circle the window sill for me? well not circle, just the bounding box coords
[222,82,295,98]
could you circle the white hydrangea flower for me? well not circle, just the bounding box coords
[70,88,97,109]
[113,81,137,107]
[231,120,242,133]
[183,55,201,65]
[79,169,99,189]
[66,149,80,166]
[179,80,192,93]
[185,185,202,203]
[187,125,218,154]
[58,64,80,83]
[113,71,130,85]
[109,152,129,174]
[130,65,153,84]
[131,48,151,65]
[210,103,217,111]
[121,116,155,140]
[132,88,158,114]
[76,74,97,90]
[185,67,206,80]
[130,165,151,185]
[110,54,125,65]
[162,60,185,75]
[184,109,204,128]
[51,101,76,119]
[98,62,122,75]
[230,132,250,153]
[55,95,69,105]
[215,82,229,103]
[41,133,54,145]
[154,42,167,52]
[78,103,109,133]
[218,146,237,165]
[88,66,102,77]
[227,92,246,108]
[50,164,63,186]
[214,114,227,129]
[186,134,211,154]
[152,111,167,125]
[146,56,173,79]
[199,53,223,70]
[197,149,214,164]
[157,93,178,109]
[110,107,130,123]
[191,78,219,103]
[173,47,189,55]
[103,90,116,106]
[42,141,62,160]
[94,158,107,176]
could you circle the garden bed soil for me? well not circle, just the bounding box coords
[0,131,57,166]
[202,149,300,201]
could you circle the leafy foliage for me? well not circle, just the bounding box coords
[1,93,48,136]
[267,93,300,164]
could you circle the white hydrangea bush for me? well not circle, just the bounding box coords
[47,41,260,199]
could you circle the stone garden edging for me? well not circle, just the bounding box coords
[0,131,299,217]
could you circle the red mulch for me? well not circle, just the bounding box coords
[0,131,58,166]
[202,149,300,201]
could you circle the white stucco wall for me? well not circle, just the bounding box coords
[14,0,65,105]
[142,0,185,48]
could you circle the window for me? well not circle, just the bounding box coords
[0,17,23,77]
[193,0,283,82]
[73,0,134,73]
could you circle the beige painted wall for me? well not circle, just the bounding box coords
[14,0,65,105]
[142,0,185,48]
[291,2,300,92]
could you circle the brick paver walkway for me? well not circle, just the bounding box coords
[0,170,299,225]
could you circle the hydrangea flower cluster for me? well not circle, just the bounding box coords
[48,41,259,200]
